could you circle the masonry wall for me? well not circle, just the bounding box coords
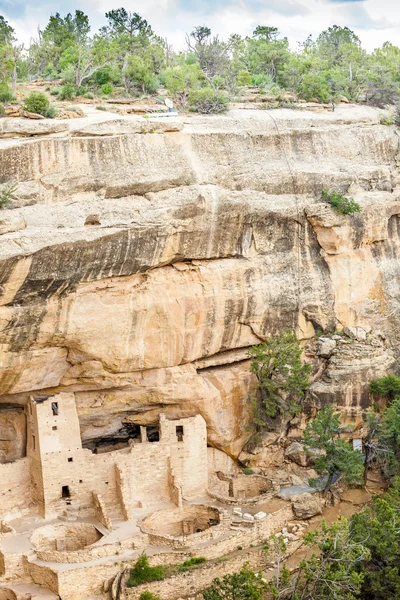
[25,394,209,519]
[161,415,208,499]
[122,550,268,600]
[0,458,31,518]
[115,444,171,510]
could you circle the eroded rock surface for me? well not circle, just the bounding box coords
[1,107,399,460]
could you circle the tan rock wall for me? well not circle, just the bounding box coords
[1,109,400,458]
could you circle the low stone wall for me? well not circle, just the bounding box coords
[26,559,59,595]
[0,552,25,579]
[35,537,136,564]
[31,523,102,553]
[208,474,278,506]
[198,505,294,561]
[140,505,226,549]
[122,550,267,600]
[57,561,125,600]
[0,588,17,600]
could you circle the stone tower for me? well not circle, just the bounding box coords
[27,393,83,518]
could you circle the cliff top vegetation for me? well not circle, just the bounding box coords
[1,11,400,114]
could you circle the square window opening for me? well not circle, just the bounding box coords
[52,426,57,431]
[68,457,73,463]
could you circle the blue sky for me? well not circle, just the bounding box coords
[0,0,399,50]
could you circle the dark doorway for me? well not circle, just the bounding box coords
[62,485,70,499]
[176,426,184,442]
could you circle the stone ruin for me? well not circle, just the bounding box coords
[0,391,290,600]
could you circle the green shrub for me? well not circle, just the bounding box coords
[0,184,17,209]
[321,190,361,215]
[58,83,75,101]
[176,557,206,571]
[380,114,394,125]
[96,105,108,111]
[189,88,229,114]
[0,84,14,103]
[139,593,160,600]
[75,85,87,96]
[237,70,253,87]
[101,83,113,95]
[242,467,254,475]
[127,554,165,588]
[370,374,400,401]
[50,88,60,96]
[84,92,94,99]
[44,105,57,118]
[23,92,50,116]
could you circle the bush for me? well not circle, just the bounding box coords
[380,114,394,125]
[96,105,108,111]
[0,84,14,103]
[242,467,254,475]
[139,593,160,600]
[370,374,400,401]
[321,190,361,215]
[0,184,17,209]
[189,88,230,114]
[58,83,75,101]
[84,92,94,99]
[23,92,50,116]
[50,88,60,96]
[176,557,206,571]
[237,70,253,86]
[43,105,57,119]
[127,554,165,588]
[101,83,113,95]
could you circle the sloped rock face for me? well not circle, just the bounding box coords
[0,107,399,460]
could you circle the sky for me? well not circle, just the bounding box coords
[0,0,399,52]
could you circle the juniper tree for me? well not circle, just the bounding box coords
[303,404,364,496]
[249,329,311,439]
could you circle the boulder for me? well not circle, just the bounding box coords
[343,326,367,342]
[317,337,337,358]
[285,442,308,466]
[291,493,323,519]
[0,117,68,137]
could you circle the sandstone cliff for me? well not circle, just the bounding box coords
[0,106,399,462]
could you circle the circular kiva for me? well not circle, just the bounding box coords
[30,523,103,553]
[208,473,274,505]
[140,504,221,545]
[0,589,17,600]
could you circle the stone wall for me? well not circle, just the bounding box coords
[0,458,31,519]
[123,549,268,600]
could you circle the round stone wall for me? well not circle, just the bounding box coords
[140,505,222,547]
[208,473,274,504]
[0,589,17,600]
[30,523,103,553]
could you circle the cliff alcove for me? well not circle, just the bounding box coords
[0,105,399,600]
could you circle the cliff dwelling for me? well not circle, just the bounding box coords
[1,101,399,600]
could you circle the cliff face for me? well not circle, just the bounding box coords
[0,107,399,461]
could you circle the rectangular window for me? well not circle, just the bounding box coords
[68,457,73,463]
[51,402,59,416]
[32,435,36,450]
[176,425,184,442]
[52,426,57,431]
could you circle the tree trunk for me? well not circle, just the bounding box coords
[12,64,17,96]
[322,472,334,497]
